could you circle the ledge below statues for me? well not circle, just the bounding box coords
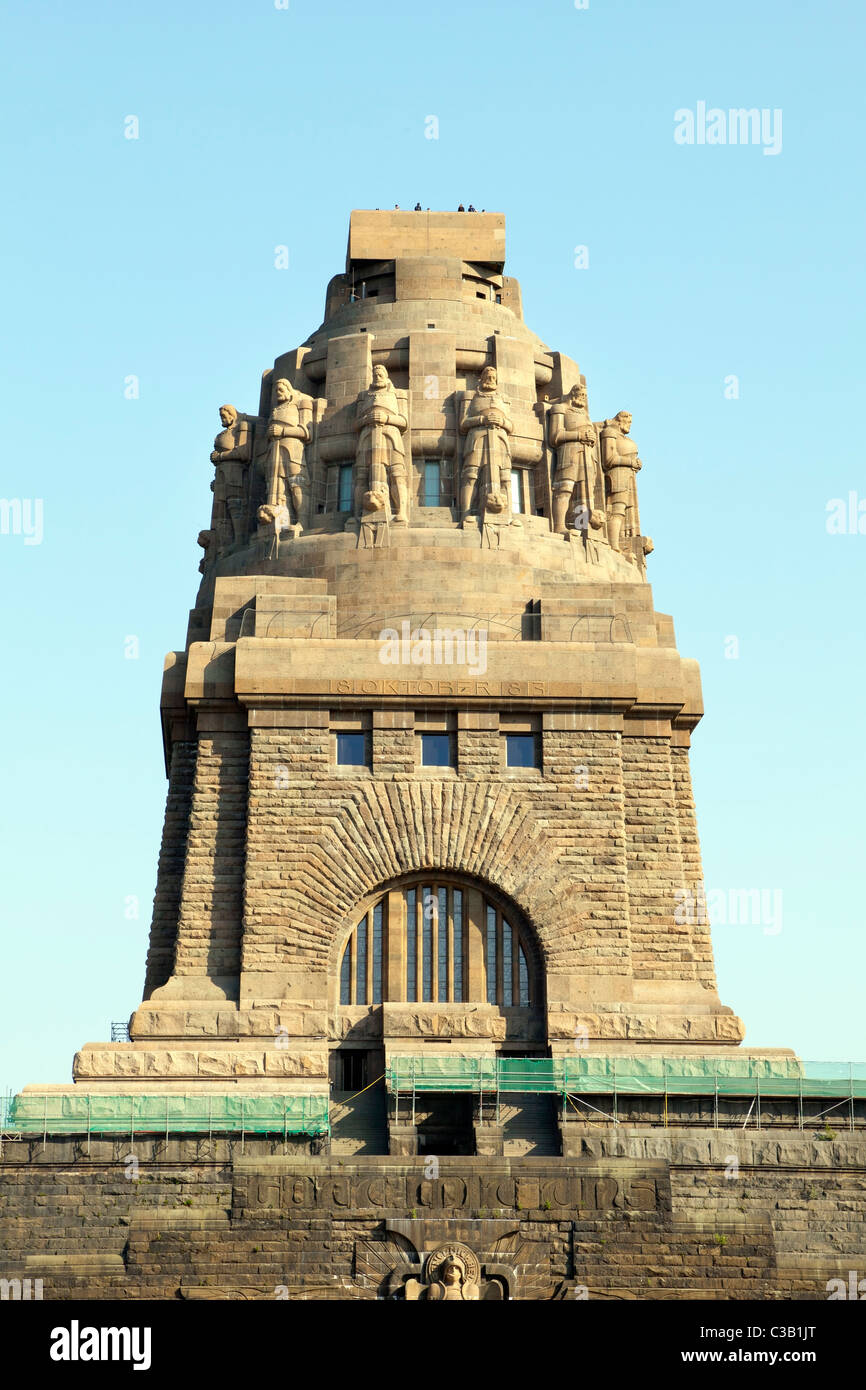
[195,518,648,623]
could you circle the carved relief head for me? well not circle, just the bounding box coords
[362,487,387,513]
[614,410,632,433]
[371,364,390,390]
[569,382,587,409]
[425,1243,482,1299]
[257,502,291,529]
[274,378,294,405]
[218,404,238,426]
[479,366,497,393]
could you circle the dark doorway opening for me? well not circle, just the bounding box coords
[339,1049,368,1091]
[417,1093,475,1156]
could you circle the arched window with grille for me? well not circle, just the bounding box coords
[338,877,539,1008]
[484,900,531,1008]
[340,899,384,1006]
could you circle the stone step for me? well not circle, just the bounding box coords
[329,1088,387,1156]
[501,1094,560,1157]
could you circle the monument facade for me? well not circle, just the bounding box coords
[3,211,863,1301]
[72,209,745,1094]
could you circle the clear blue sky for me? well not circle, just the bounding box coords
[1,0,864,1094]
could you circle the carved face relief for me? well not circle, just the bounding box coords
[371,365,389,390]
[616,411,632,433]
[425,1242,481,1288]
[362,488,387,513]
[274,379,293,405]
[218,405,237,427]
[479,367,497,393]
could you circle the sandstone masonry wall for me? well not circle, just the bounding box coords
[173,730,249,980]
[2,1139,861,1300]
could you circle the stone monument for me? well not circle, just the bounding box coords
[3,209,861,1303]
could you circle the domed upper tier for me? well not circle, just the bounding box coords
[197,210,653,609]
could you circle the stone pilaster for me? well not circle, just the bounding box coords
[541,722,631,984]
[169,727,249,989]
[142,739,195,998]
[670,743,718,989]
[241,718,331,1004]
[621,733,689,981]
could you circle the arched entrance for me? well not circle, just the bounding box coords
[331,873,548,1156]
[336,872,544,1011]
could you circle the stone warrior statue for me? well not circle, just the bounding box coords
[548,381,602,535]
[459,365,513,524]
[210,404,251,551]
[352,364,409,525]
[600,410,642,556]
[257,378,311,533]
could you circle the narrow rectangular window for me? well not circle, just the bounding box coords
[336,731,367,766]
[453,889,463,1003]
[437,885,448,1001]
[337,463,353,512]
[420,732,453,767]
[355,914,368,1005]
[502,918,513,1007]
[372,901,383,1005]
[340,941,351,1005]
[406,888,417,1002]
[505,733,538,768]
[518,942,530,1007]
[486,904,497,1005]
[510,471,523,514]
[526,468,537,514]
[422,890,434,1001]
[423,461,441,507]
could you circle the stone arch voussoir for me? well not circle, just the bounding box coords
[299,781,587,974]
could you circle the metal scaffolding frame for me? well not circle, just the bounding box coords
[2,1092,331,1148]
[386,1056,866,1132]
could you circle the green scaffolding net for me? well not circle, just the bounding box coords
[5,1092,330,1138]
[386,1055,866,1099]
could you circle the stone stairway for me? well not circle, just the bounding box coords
[329,1083,388,1156]
[500,1094,560,1157]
